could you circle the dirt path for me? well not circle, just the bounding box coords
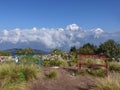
[29,67,96,90]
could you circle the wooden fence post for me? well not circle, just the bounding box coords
[105,58,108,77]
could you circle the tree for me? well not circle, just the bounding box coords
[15,48,35,55]
[78,43,97,54]
[70,46,77,58]
[70,46,77,52]
[0,51,11,56]
[98,39,120,61]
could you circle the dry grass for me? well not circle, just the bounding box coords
[95,72,120,90]
[0,62,40,90]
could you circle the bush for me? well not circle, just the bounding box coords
[68,58,78,66]
[19,57,39,62]
[45,70,57,79]
[42,60,68,67]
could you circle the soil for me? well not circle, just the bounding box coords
[29,67,96,90]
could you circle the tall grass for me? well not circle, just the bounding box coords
[95,72,120,90]
[109,61,120,72]
[0,62,40,90]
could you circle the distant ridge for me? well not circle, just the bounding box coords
[3,48,49,55]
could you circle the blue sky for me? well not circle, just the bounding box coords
[0,0,120,32]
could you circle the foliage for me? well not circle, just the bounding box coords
[0,51,11,56]
[15,48,35,55]
[50,49,65,55]
[70,46,77,52]
[77,68,105,77]
[68,58,78,66]
[42,60,68,67]
[77,58,106,77]
[69,46,78,58]
[82,58,105,64]
[19,57,39,62]
[98,39,120,61]
[78,43,97,55]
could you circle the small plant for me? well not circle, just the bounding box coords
[76,70,87,76]
[45,70,57,79]
[17,72,26,81]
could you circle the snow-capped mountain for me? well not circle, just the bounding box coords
[0,24,119,51]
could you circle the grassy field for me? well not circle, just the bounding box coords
[0,60,120,90]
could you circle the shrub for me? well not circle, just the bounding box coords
[19,57,39,62]
[68,58,78,66]
[45,70,57,79]
[42,60,68,67]
[42,60,51,66]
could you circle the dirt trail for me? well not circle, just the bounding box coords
[29,67,95,90]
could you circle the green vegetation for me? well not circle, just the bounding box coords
[0,39,120,89]
[15,48,35,55]
[82,58,105,64]
[0,51,11,56]
[0,62,39,90]
[98,39,120,61]
[109,61,120,72]
[78,43,97,55]
[50,49,65,55]
[68,58,78,66]
[77,67,106,77]
[19,57,39,62]
[45,70,57,79]
[42,60,68,67]
[74,39,120,61]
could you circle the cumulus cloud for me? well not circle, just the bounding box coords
[66,24,80,30]
[0,24,119,51]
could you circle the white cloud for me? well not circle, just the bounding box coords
[0,23,119,51]
[66,24,80,30]
[3,29,9,36]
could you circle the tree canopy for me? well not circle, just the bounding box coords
[15,48,35,55]
[78,43,97,55]
[98,39,120,60]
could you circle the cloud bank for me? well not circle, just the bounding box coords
[0,24,119,51]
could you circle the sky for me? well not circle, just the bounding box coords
[0,0,120,32]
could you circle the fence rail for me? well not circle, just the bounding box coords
[77,54,109,76]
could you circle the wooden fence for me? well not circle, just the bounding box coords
[77,54,109,76]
